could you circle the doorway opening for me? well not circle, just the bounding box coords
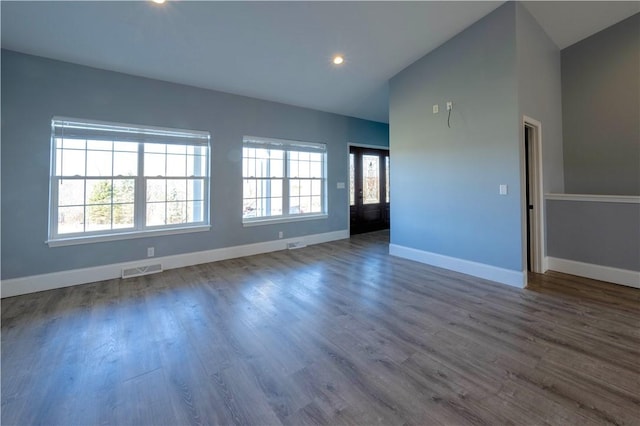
[523,117,545,276]
[349,145,390,235]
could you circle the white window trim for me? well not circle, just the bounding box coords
[242,136,328,225]
[48,117,211,245]
[46,225,211,247]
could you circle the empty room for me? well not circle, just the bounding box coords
[1,1,639,425]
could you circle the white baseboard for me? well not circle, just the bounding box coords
[546,257,640,289]
[389,244,525,288]
[1,230,349,298]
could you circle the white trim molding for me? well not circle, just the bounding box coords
[1,230,349,298]
[547,257,640,289]
[545,193,640,204]
[389,244,525,288]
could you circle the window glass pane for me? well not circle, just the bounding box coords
[269,197,283,216]
[187,179,205,201]
[61,149,86,176]
[350,153,355,206]
[298,162,310,178]
[113,204,134,229]
[289,160,299,178]
[299,180,311,196]
[311,196,322,213]
[86,205,112,231]
[166,155,186,176]
[386,156,390,203]
[86,180,112,205]
[113,179,135,203]
[363,155,380,204]
[167,145,186,154]
[146,179,166,202]
[145,143,165,154]
[188,201,204,222]
[271,180,283,197]
[311,179,321,196]
[167,179,187,201]
[309,153,322,162]
[146,202,166,226]
[290,179,300,196]
[186,155,206,177]
[310,161,322,178]
[299,197,311,214]
[114,141,137,152]
[243,198,257,218]
[58,180,85,206]
[113,152,138,176]
[255,158,269,178]
[87,140,112,151]
[271,159,284,178]
[86,151,113,176]
[145,153,165,176]
[58,206,84,234]
[167,202,186,224]
[63,138,85,150]
[289,198,300,215]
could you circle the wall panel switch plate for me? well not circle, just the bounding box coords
[337,182,345,189]
[499,184,508,195]
[433,104,439,114]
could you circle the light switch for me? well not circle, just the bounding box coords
[337,182,345,189]
[499,184,508,195]
[433,104,439,114]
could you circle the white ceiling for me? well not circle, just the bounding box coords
[2,1,638,123]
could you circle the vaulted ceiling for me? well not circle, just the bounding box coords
[2,1,638,123]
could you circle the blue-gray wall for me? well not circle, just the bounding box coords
[547,200,640,271]
[516,3,564,195]
[1,49,388,280]
[561,13,640,195]
[389,3,523,272]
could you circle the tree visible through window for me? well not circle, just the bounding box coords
[49,117,210,243]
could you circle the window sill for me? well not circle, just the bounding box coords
[47,225,211,247]
[243,214,328,227]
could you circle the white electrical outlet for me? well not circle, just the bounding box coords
[433,104,439,114]
[499,184,508,195]
[147,247,155,257]
[278,231,283,239]
[446,101,453,111]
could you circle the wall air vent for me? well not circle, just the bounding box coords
[122,263,163,279]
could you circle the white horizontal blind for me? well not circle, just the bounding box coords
[52,117,210,145]
[243,136,326,153]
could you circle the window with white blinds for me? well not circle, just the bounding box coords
[242,136,327,224]
[48,117,210,245]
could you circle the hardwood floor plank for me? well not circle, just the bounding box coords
[2,230,639,425]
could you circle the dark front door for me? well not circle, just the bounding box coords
[349,146,390,235]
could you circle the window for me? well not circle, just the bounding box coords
[48,117,210,245]
[242,136,326,224]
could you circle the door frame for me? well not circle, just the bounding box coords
[521,116,546,279]
[347,143,389,234]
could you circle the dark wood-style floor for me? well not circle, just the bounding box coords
[2,231,639,425]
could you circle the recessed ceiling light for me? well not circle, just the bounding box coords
[152,0,166,4]
[332,55,344,65]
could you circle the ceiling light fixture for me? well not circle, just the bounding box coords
[332,55,344,65]
[151,0,166,4]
